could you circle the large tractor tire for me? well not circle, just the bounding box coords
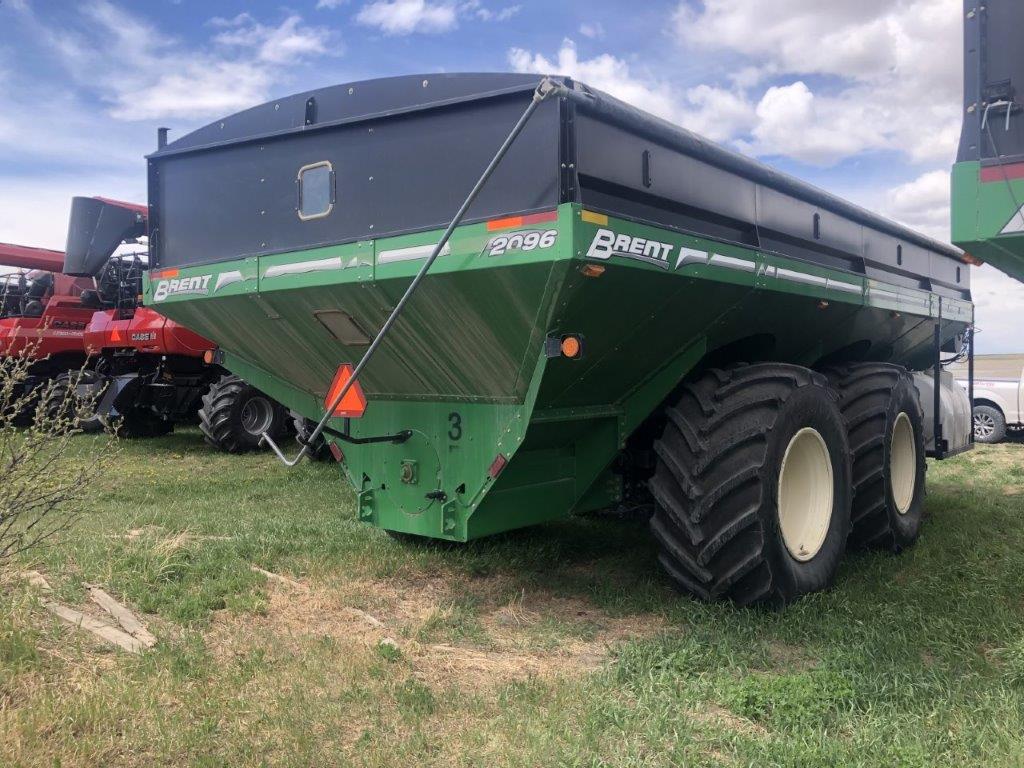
[648,363,852,607]
[12,388,40,428]
[972,404,1007,445]
[826,363,926,552]
[290,411,334,462]
[199,375,290,454]
[46,371,105,433]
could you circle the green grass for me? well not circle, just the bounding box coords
[2,429,1024,766]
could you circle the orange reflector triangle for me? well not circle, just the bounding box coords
[324,363,367,418]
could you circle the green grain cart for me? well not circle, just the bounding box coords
[94,71,986,608]
[952,0,1024,284]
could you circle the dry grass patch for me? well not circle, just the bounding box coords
[686,703,769,739]
[207,572,664,691]
[765,641,819,672]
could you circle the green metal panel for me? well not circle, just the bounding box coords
[145,203,972,541]
[952,160,1024,282]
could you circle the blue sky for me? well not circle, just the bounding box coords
[1,0,1022,351]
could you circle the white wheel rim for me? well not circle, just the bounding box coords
[778,427,834,562]
[890,412,916,515]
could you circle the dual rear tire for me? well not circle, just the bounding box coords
[46,370,105,434]
[648,362,926,607]
[826,364,926,553]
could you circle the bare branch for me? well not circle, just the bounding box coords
[0,344,118,566]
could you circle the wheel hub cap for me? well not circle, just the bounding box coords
[778,427,834,562]
[974,413,995,439]
[241,396,274,435]
[890,412,917,515]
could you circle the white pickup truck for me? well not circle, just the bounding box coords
[951,354,1024,444]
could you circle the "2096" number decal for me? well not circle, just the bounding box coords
[486,229,557,257]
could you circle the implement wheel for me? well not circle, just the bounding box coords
[826,363,927,552]
[46,370,105,433]
[648,363,852,607]
[200,375,290,454]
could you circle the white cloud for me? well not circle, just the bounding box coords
[353,0,516,34]
[674,0,963,166]
[36,1,337,121]
[579,22,604,39]
[316,0,347,8]
[675,0,899,82]
[680,83,756,143]
[729,65,775,90]
[470,2,520,22]
[0,1,338,255]
[111,63,277,122]
[509,40,679,122]
[741,81,889,165]
[208,12,255,28]
[884,170,951,241]
[508,39,755,142]
[513,3,964,167]
[212,14,333,65]
[355,0,458,35]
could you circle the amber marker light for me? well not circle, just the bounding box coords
[580,264,605,278]
[561,335,583,359]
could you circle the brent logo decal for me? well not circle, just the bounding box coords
[586,228,674,269]
[153,274,212,302]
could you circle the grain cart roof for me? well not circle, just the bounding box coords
[149,73,967,294]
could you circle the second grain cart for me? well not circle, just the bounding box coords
[139,74,973,606]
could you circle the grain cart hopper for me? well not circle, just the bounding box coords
[951,0,1024,442]
[143,73,974,606]
[953,0,1024,283]
[61,197,291,446]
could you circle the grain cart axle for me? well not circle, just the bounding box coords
[144,73,975,605]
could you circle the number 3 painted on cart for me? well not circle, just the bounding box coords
[448,412,463,441]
